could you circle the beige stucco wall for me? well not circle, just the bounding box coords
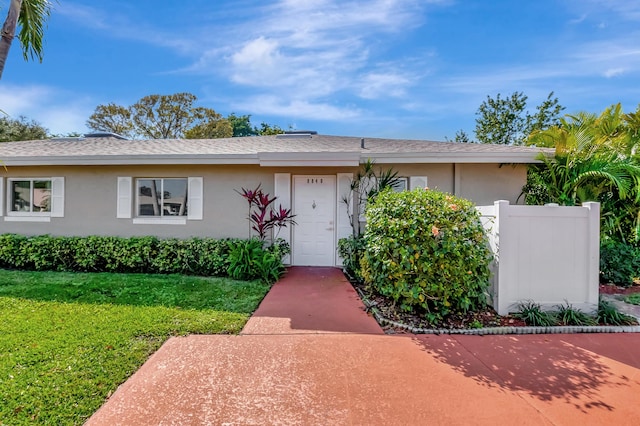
[0,165,357,239]
[0,162,528,239]
[456,163,527,205]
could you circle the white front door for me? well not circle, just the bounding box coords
[292,176,336,266]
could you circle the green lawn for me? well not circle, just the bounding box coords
[0,269,270,425]
[625,293,640,305]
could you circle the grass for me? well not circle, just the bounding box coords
[0,269,270,425]
[625,293,640,305]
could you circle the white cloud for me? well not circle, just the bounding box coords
[232,95,361,121]
[603,67,628,78]
[0,85,55,114]
[57,2,195,53]
[0,84,92,135]
[189,0,436,117]
[358,71,412,99]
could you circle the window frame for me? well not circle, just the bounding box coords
[134,177,188,223]
[5,177,64,221]
[120,176,202,225]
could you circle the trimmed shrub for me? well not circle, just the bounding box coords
[151,238,233,276]
[361,188,492,323]
[600,239,640,287]
[0,234,257,278]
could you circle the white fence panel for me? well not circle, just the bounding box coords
[478,200,600,315]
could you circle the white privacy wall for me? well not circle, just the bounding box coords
[477,201,600,316]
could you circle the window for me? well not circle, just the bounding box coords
[117,176,203,224]
[10,179,51,213]
[136,178,188,217]
[392,177,408,192]
[4,177,64,221]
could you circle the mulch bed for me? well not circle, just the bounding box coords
[599,282,640,296]
[348,273,640,333]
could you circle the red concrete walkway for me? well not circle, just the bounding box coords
[241,266,384,335]
[87,267,640,425]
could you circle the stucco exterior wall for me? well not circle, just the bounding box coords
[0,165,358,239]
[0,162,528,239]
[456,163,527,205]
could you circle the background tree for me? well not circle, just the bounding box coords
[227,113,257,137]
[183,108,233,139]
[86,103,134,138]
[255,122,285,135]
[473,91,564,145]
[87,95,285,139]
[0,114,47,141]
[0,0,52,79]
[445,129,474,143]
[526,92,565,136]
[130,93,201,139]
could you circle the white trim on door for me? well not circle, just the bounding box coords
[292,175,336,266]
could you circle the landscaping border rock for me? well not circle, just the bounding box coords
[355,284,640,335]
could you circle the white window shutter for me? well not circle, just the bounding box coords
[50,177,65,217]
[117,177,132,219]
[274,173,291,264]
[409,176,428,190]
[187,177,203,220]
[0,177,3,217]
[336,173,353,266]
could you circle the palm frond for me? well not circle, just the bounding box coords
[18,0,53,62]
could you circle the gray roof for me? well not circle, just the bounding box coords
[0,134,548,166]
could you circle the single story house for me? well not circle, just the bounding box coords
[0,131,545,266]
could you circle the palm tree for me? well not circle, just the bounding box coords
[523,104,640,241]
[0,0,52,79]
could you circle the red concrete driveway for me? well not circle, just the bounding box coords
[87,267,640,425]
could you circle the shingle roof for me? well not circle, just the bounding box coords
[0,134,549,166]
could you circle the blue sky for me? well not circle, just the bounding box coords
[1,0,639,140]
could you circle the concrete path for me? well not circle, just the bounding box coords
[241,266,384,335]
[87,267,640,425]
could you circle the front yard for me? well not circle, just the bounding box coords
[0,270,270,425]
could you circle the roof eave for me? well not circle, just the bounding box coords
[1,154,260,166]
[364,152,543,163]
[258,152,361,167]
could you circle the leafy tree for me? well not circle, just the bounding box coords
[183,108,233,139]
[225,114,286,137]
[0,115,47,141]
[87,93,231,139]
[51,131,82,138]
[0,0,52,79]
[227,113,256,137]
[474,91,564,145]
[87,97,285,139]
[130,93,202,139]
[446,129,474,143]
[255,122,285,135]
[86,103,134,138]
[526,92,565,136]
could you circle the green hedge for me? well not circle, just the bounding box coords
[0,234,237,277]
[361,188,493,323]
[600,239,640,287]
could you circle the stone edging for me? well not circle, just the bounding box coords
[354,286,640,335]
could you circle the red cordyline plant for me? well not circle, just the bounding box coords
[236,185,296,241]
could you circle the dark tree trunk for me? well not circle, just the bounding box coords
[0,0,23,79]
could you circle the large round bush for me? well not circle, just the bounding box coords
[361,188,492,323]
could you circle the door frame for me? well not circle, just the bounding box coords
[291,175,337,266]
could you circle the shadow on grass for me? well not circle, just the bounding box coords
[411,334,634,413]
[0,269,270,313]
